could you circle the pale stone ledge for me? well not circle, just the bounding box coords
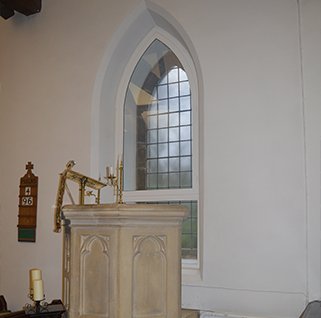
[182,309,199,318]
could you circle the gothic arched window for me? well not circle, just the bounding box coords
[123,39,198,260]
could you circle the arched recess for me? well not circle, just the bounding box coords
[90,0,203,203]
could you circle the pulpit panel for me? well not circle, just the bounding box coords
[68,227,118,318]
[80,234,110,317]
[133,235,166,318]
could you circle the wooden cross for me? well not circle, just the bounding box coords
[26,161,34,171]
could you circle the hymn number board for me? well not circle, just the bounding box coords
[18,162,38,242]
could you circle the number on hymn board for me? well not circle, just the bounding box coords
[25,187,31,195]
[22,196,33,206]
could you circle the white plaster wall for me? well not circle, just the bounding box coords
[300,0,321,303]
[0,0,141,310]
[0,1,320,317]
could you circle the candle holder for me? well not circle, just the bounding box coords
[25,294,48,314]
[105,159,124,204]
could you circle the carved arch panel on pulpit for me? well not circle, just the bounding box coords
[80,234,110,317]
[132,235,167,318]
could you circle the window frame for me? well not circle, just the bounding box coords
[115,31,200,270]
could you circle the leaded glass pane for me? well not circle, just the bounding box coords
[180,141,191,156]
[180,81,190,96]
[180,156,191,171]
[158,85,167,99]
[147,174,157,188]
[158,143,168,157]
[147,159,157,173]
[147,130,157,143]
[158,114,168,128]
[180,126,191,140]
[158,129,168,143]
[169,127,179,141]
[180,96,191,110]
[169,113,179,127]
[158,99,168,113]
[158,174,168,188]
[148,144,157,158]
[169,173,180,187]
[158,158,168,172]
[180,111,191,125]
[180,172,192,187]
[169,83,179,97]
[169,142,179,156]
[169,157,179,172]
[169,97,179,112]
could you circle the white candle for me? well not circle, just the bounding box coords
[32,279,44,301]
[30,269,42,281]
[107,166,113,177]
[29,269,42,296]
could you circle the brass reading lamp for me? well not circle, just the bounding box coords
[54,160,124,233]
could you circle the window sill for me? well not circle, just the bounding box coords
[182,263,202,284]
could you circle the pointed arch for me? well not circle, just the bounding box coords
[122,38,193,191]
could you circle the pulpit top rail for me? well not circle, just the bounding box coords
[61,203,187,226]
